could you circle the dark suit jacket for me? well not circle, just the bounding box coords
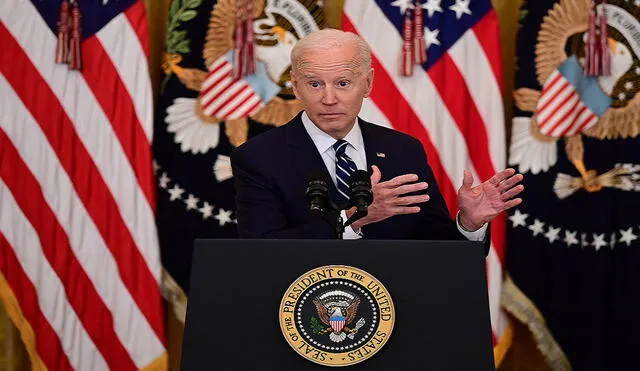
[231,112,485,244]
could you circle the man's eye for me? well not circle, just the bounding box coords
[310,81,321,88]
[338,81,350,88]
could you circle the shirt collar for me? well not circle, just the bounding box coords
[301,111,364,155]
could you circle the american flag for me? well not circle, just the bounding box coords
[343,0,509,361]
[0,0,166,370]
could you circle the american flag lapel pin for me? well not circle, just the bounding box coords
[376,152,386,158]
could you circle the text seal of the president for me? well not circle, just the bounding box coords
[279,265,395,367]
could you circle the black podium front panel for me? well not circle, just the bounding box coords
[181,239,494,370]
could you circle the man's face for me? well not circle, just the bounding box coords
[291,44,374,139]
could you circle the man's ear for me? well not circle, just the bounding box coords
[363,67,374,98]
[290,71,300,100]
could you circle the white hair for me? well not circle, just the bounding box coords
[291,28,372,73]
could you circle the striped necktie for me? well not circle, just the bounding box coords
[333,139,357,203]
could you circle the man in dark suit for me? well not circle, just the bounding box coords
[231,29,523,242]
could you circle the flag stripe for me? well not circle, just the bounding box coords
[216,87,256,117]
[0,22,165,345]
[575,112,598,133]
[540,70,562,96]
[80,34,164,282]
[359,98,393,128]
[83,36,156,210]
[0,233,73,371]
[547,94,581,135]
[537,81,571,121]
[0,134,131,370]
[211,84,251,116]
[449,28,505,173]
[124,1,150,59]
[229,95,263,119]
[202,66,235,100]
[536,72,563,110]
[205,81,247,114]
[539,87,576,129]
[471,10,503,89]
[428,53,496,181]
[100,11,153,143]
[0,75,164,367]
[201,72,233,106]
[562,105,590,136]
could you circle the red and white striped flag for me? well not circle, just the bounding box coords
[0,0,167,369]
[536,56,612,137]
[199,52,280,120]
[343,0,510,363]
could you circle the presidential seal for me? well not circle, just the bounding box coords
[279,265,395,367]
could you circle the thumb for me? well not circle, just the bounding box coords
[370,165,382,185]
[461,170,474,192]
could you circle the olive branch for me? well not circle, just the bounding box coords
[162,0,202,91]
[166,0,201,54]
[310,317,324,335]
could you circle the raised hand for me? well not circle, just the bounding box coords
[350,165,430,230]
[457,168,524,231]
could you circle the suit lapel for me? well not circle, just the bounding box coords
[359,119,384,177]
[285,114,341,202]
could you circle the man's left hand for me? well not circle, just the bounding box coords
[457,168,524,231]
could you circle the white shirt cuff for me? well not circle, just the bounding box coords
[456,212,488,241]
[341,210,363,239]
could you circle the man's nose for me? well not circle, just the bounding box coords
[321,86,337,105]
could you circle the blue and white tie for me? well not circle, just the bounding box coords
[333,139,357,203]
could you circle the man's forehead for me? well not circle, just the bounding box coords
[299,67,362,79]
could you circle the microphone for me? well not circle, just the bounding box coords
[306,171,330,217]
[349,170,373,216]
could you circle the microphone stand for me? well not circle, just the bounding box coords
[322,201,345,240]
[334,208,345,240]
[333,203,368,239]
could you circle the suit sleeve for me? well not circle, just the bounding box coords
[231,147,335,238]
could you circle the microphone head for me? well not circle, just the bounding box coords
[349,170,371,187]
[306,171,329,195]
[306,170,330,216]
[349,170,373,211]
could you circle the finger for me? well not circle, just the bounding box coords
[500,185,524,200]
[393,182,428,196]
[497,174,524,192]
[391,206,421,215]
[502,198,523,210]
[395,194,430,206]
[371,165,382,185]
[489,168,516,185]
[461,169,474,191]
[381,173,420,188]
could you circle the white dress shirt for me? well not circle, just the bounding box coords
[301,112,487,241]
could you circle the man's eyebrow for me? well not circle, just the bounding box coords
[335,73,356,80]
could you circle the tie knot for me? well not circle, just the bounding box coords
[333,139,349,156]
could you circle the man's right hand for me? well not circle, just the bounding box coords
[350,165,430,230]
